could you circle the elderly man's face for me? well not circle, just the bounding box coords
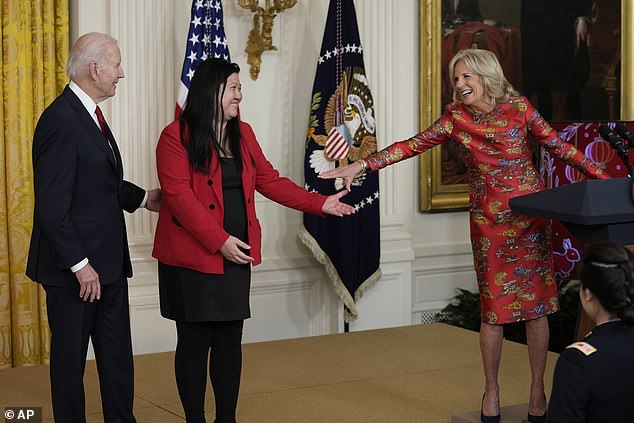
[93,43,125,102]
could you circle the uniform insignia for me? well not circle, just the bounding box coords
[566,341,597,356]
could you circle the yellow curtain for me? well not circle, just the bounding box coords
[0,0,68,368]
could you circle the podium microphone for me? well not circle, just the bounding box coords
[599,124,633,177]
[615,124,634,148]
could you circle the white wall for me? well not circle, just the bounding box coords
[69,0,477,355]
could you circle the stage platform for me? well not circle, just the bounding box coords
[0,323,558,422]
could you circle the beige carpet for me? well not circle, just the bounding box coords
[0,323,558,422]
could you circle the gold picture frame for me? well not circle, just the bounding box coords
[419,0,634,212]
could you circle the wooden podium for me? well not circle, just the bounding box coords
[509,177,634,339]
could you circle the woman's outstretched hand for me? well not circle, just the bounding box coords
[318,161,363,191]
[322,190,356,216]
[219,236,255,265]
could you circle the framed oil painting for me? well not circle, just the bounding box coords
[419,0,634,212]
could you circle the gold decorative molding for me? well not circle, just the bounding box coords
[622,0,633,120]
[237,0,297,80]
[419,0,467,212]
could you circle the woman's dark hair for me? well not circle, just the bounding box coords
[180,58,242,173]
[581,243,634,325]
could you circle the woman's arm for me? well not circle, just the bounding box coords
[525,99,609,180]
[244,123,353,216]
[320,113,454,190]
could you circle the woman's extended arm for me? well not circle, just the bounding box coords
[525,99,609,180]
[320,113,454,190]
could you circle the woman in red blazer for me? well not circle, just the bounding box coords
[153,58,353,423]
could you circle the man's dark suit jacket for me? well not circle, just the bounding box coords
[26,86,145,286]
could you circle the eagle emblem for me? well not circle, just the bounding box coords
[307,66,377,190]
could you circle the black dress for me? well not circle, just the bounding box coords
[158,158,251,322]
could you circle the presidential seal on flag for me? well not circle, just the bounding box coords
[308,67,377,191]
[300,0,381,323]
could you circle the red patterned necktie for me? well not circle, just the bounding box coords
[95,105,117,165]
[95,106,109,138]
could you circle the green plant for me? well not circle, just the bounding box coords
[435,278,580,353]
[435,288,482,332]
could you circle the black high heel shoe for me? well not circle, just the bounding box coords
[527,393,547,423]
[480,393,501,423]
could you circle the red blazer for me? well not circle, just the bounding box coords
[153,120,327,274]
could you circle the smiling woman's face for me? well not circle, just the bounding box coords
[221,72,242,122]
[453,60,489,113]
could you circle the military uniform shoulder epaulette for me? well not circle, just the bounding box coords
[565,341,597,356]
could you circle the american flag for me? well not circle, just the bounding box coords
[176,0,231,116]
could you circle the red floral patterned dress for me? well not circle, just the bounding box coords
[365,96,608,324]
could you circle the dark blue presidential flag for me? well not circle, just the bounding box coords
[299,0,381,322]
[176,0,231,116]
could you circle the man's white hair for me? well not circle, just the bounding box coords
[66,32,118,81]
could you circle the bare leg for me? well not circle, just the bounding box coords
[525,316,549,416]
[480,322,504,416]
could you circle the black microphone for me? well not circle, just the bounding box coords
[598,124,632,177]
[599,125,626,153]
[615,124,634,149]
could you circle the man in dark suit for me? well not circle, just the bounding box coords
[26,32,160,422]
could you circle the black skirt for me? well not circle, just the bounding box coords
[159,158,251,322]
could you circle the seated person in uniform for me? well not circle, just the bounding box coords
[547,243,634,422]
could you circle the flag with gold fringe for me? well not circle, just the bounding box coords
[299,0,381,322]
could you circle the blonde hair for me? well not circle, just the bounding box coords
[448,49,519,105]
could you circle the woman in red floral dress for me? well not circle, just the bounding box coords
[320,49,609,423]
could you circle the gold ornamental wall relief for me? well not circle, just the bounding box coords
[237,0,297,80]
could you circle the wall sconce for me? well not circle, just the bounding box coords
[237,0,298,80]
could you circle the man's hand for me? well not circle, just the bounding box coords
[75,263,101,302]
[146,188,161,212]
